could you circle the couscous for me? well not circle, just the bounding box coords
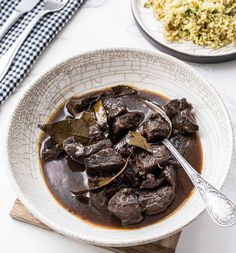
[145,0,236,48]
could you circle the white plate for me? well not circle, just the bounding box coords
[6,48,233,246]
[131,0,236,63]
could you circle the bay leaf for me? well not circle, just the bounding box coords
[74,111,96,126]
[93,99,109,137]
[38,112,97,145]
[93,100,108,127]
[71,157,130,197]
[126,131,153,153]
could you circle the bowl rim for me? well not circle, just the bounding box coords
[5,47,234,247]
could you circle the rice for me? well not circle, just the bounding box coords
[145,0,236,48]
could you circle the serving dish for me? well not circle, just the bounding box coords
[6,48,233,246]
[131,0,236,63]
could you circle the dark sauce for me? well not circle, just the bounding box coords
[40,88,203,229]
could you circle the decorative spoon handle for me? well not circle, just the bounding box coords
[163,138,236,227]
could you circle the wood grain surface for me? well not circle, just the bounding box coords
[10,199,181,253]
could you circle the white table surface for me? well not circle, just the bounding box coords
[1,0,236,252]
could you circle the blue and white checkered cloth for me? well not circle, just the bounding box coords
[0,0,84,104]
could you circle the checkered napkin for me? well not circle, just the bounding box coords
[0,0,84,104]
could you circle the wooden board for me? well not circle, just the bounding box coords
[10,199,181,253]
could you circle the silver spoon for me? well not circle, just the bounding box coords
[144,99,236,227]
[0,0,40,41]
[0,0,69,82]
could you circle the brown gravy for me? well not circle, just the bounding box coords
[40,88,203,229]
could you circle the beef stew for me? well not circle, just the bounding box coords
[39,85,203,229]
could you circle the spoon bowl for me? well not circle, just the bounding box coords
[44,0,69,11]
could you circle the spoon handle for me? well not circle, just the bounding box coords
[163,138,236,227]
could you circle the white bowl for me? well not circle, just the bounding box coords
[6,48,233,247]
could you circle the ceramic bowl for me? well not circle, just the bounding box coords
[6,48,233,247]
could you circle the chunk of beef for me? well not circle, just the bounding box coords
[172,109,199,133]
[138,186,175,215]
[63,137,113,162]
[88,173,125,211]
[111,85,138,97]
[90,184,118,211]
[102,97,126,120]
[152,144,172,166]
[116,165,141,188]
[66,95,101,116]
[133,151,160,176]
[108,188,143,225]
[161,165,176,188]
[112,112,143,139]
[41,138,64,162]
[164,99,198,133]
[90,190,111,211]
[164,98,193,118]
[133,145,171,177]
[114,137,134,157]
[84,148,124,175]
[139,113,171,142]
[140,174,164,189]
